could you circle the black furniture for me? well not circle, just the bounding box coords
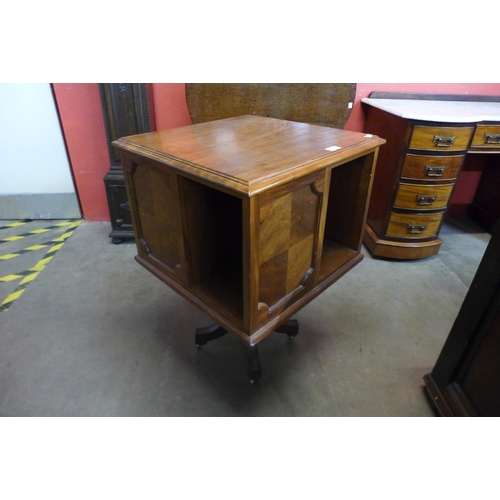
[424,221,500,416]
[101,83,153,243]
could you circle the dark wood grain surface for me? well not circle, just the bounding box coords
[186,83,356,129]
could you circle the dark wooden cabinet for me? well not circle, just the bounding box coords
[469,154,500,232]
[424,221,500,416]
[103,169,133,240]
[100,83,154,243]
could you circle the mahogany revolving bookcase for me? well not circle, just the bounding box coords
[113,115,385,382]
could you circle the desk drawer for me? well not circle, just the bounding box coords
[471,124,500,148]
[401,154,464,181]
[393,183,454,210]
[409,125,473,151]
[386,212,444,239]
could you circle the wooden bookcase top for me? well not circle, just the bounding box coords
[113,115,384,196]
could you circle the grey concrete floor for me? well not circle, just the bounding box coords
[0,216,491,416]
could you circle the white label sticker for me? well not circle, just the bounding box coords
[364,134,373,137]
[325,146,341,151]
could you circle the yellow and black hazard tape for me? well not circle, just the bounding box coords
[0,220,31,231]
[0,222,79,261]
[0,221,76,244]
[0,220,81,313]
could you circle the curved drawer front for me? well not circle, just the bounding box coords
[471,124,500,149]
[409,125,473,151]
[401,154,464,181]
[386,212,444,239]
[393,183,454,210]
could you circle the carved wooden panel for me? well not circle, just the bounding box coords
[186,83,356,129]
[100,83,152,166]
[258,179,321,309]
[133,162,182,274]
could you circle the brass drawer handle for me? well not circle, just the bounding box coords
[424,166,445,177]
[407,224,426,234]
[433,135,455,147]
[416,195,437,206]
[484,133,500,144]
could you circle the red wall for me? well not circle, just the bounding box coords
[53,84,110,221]
[152,83,192,130]
[54,83,500,221]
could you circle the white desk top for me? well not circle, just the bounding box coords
[362,98,500,123]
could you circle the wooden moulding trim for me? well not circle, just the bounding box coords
[423,374,454,416]
[112,138,385,197]
[137,251,363,347]
[363,224,442,260]
[445,382,477,417]
[364,223,442,248]
[468,148,500,154]
[249,254,363,345]
[257,267,315,317]
[114,139,250,193]
[369,92,500,103]
[245,142,385,197]
[423,375,477,417]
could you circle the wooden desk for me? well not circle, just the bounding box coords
[362,93,500,260]
[113,115,384,381]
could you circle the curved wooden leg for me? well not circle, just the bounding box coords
[274,319,299,338]
[248,345,262,384]
[195,321,299,383]
[195,324,228,347]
